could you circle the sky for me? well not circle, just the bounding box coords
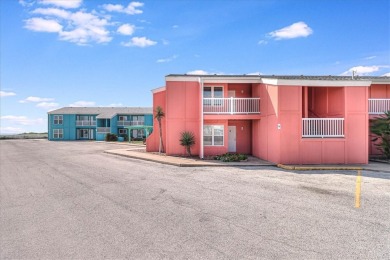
[1,0,389,134]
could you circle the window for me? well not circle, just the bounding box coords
[119,128,127,134]
[119,116,127,121]
[77,115,89,121]
[53,129,63,139]
[204,86,223,98]
[203,125,224,146]
[54,115,63,125]
[132,116,144,122]
[204,86,223,106]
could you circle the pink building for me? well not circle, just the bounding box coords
[147,75,390,164]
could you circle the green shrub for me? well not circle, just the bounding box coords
[214,153,248,162]
[179,131,196,156]
[105,133,118,142]
[370,111,390,159]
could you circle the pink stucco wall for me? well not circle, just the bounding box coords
[146,89,166,152]
[165,80,201,156]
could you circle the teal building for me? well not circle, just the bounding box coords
[48,107,153,141]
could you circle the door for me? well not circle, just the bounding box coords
[228,126,236,153]
[89,129,94,140]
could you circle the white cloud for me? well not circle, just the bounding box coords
[117,24,135,35]
[0,91,16,97]
[162,39,169,45]
[24,17,63,32]
[341,65,390,76]
[0,127,25,135]
[269,21,313,40]
[36,102,59,109]
[19,96,54,103]
[172,25,179,29]
[258,40,267,45]
[102,2,144,15]
[365,56,376,60]
[1,115,45,126]
[32,7,70,19]
[246,72,262,75]
[121,37,157,47]
[69,100,96,107]
[382,72,390,77]
[38,0,82,9]
[59,11,112,45]
[187,70,209,75]
[105,103,124,107]
[157,55,178,63]
[19,0,34,7]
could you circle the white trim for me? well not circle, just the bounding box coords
[53,128,63,139]
[203,125,224,146]
[261,78,372,87]
[151,86,166,93]
[200,77,204,159]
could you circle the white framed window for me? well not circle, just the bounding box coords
[54,115,63,125]
[119,128,127,134]
[132,115,144,122]
[203,125,224,146]
[204,86,223,98]
[119,116,127,121]
[204,86,223,106]
[53,129,63,139]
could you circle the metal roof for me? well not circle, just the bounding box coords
[166,74,390,81]
[48,107,153,118]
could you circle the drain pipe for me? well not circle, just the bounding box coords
[199,77,204,159]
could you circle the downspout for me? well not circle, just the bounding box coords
[199,77,204,159]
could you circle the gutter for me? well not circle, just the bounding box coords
[199,77,204,159]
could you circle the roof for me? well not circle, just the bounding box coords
[48,107,153,118]
[165,74,390,86]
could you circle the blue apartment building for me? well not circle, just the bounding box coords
[48,107,153,141]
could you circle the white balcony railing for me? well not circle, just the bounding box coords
[117,121,145,126]
[203,98,260,114]
[369,99,390,114]
[76,120,96,126]
[302,118,344,138]
[97,127,110,133]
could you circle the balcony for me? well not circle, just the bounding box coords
[302,118,344,138]
[117,121,145,126]
[97,127,110,133]
[203,98,260,114]
[369,99,390,115]
[76,120,96,126]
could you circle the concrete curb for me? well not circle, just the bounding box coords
[277,164,363,171]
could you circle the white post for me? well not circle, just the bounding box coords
[199,77,204,159]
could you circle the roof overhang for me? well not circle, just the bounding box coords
[261,78,372,87]
[151,86,166,93]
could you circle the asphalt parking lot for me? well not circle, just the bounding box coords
[1,140,389,259]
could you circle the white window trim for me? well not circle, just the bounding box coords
[54,115,63,125]
[204,86,224,98]
[53,129,63,139]
[118,128,127,134]
[119,115,127,121]
[203,125,224,146]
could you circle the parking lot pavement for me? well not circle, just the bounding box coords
[1,140,389,259]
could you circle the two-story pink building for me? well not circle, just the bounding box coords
[146,75,390,164]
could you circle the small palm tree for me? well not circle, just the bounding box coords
[155,106,165,153]
[370,111,390,159]
[180,131,196,157]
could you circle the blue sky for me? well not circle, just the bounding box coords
[1,0,389,134]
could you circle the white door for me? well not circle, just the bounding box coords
[228,126,236,152]
[228,90,235,98]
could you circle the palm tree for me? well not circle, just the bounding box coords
[155,106,165,153]
[180,131,195,157]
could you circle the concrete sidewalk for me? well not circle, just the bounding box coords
[104,149,275,167]
[104,148,390,172]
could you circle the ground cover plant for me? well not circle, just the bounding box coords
[214,153,248,162]
[370,111,390,160]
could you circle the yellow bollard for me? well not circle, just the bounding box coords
[355,170,362,208]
